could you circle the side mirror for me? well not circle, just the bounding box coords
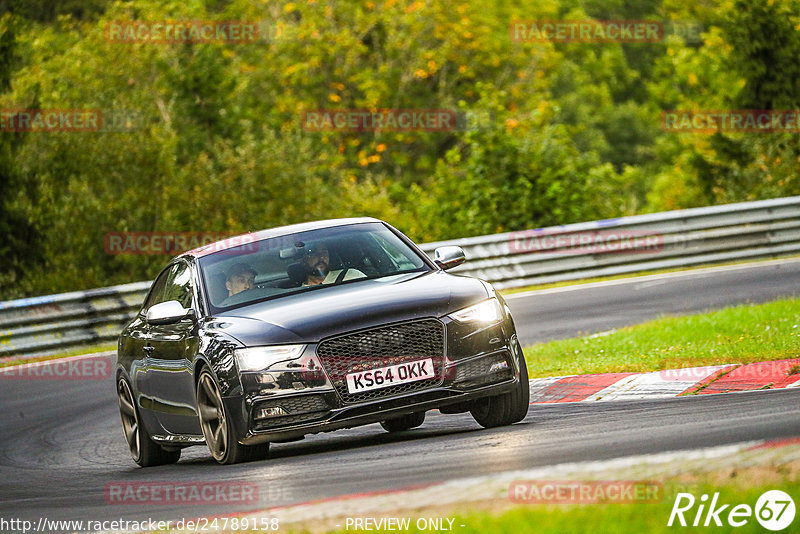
[146,300,194,325]
[434,246,466,271]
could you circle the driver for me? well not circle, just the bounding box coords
[303,243,366,286]
[224,262,256,299]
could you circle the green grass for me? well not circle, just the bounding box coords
[0,343,116,368]
[523,297,800,378]
[424,481,799,534]
[499,254,800,296]
[315,478,800,534]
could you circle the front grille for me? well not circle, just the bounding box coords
[317,319,445,404]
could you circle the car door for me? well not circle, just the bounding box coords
[129,265,173,406]
[144,261,203,436]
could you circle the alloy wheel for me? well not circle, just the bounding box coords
[197,372,228,461]
[117,379,141,461]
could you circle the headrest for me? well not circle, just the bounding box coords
[287,263,308,285]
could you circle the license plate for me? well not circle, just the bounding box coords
[345,358,435,394]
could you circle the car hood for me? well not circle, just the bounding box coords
[206,271,488,346]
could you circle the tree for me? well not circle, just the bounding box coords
[0,15,42,295]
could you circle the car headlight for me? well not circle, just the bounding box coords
[449,298,503,324]
[234,345,306,372]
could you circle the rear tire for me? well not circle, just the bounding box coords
[196,368,269,465]
[470,350,530,428]
[380,411,426,432]
[117,376,181,467]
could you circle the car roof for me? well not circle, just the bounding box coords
[180,217,384,259]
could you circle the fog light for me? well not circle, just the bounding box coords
[488,360,509,373]
[257,373,276,384]
[256,406,287,419]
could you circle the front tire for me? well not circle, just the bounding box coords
[380,411,426,432]
[470,351,530,428]
[117,377,181,467]
[196,368,269,465]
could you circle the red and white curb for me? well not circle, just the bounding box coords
[696,359,800,394]
[529,358,800,404]
[588,365,734,401]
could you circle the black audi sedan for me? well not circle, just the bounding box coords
[116,218,529,466]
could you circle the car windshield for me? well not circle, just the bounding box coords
[198,222,431,313]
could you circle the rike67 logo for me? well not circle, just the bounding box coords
[668,490,795,531]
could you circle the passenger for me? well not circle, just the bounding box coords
[224,263,256,300]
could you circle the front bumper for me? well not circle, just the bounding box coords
[223,316,522,446]
[231,370,518,445]
[230,352,520,445]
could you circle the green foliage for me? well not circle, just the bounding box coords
[0,0,110,22]
[410,86,621,239]
[0,14,42,294]
[694,0,800,204]
[725,0,800,110]
[0,0,798,298]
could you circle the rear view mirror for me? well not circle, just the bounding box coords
[279,247,299,260]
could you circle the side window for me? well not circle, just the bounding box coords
[163,263,194,309]
[142,263,195,312]
[142,265,174,311]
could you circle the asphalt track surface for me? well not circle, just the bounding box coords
[508,258,800,345]
[1,259,799,531]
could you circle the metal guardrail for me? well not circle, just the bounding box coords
[0,282,152,358]
[2,196,799,358]
[422,195,800,289]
